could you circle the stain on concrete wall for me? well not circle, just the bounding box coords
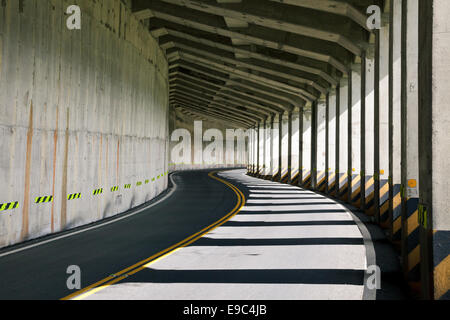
[0,0,169,248]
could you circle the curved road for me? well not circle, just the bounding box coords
[0,169,375,300]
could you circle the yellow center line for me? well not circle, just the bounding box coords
[62,171,245,300]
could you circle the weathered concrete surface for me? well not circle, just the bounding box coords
[0,0,169,248]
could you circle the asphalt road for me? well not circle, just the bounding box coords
[0,169,407,300]
[0,170,239,300]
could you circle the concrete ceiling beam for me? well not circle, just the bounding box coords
[158,28,338,86]
[138,8,348,73]
[171,78,276,116]
[168,51,313,103]
[158,0,362,56]
[169,61,298,110]
[267,0,369,31]
[171,81,273,117]
[171,72,285,113]
[170,90,266,122]
[164,41,327,95]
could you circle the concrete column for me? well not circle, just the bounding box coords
[287,111,293,183]
[328,89,337,194]
[264,118,271,178]
[317,97,327,192]
[418,0,450,300]
[277,112,283,181]
[303,107,312,188]
[378,17,392,228]
[269,117,275,178]
[272,114,280,180]
[339,78,349,200]
[360,53,367,210]
[298,107,304,186]
[365,49,376,216]
[281,112,289,182]
[390,0,403,242]
[351,64,362,206]
[311,101,318,190]
[401,0,421,287]
[291,109,300,184]
[334,85,341,196]
[256,122,261,176]
[325,93,330,194]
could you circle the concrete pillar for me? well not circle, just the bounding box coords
[401,0,421,288]
[269,117,275,178]
[281,112,289,182]
[333,85,341,197]
[256,122,261,176]
[291,109,300,184]
[311,101,318,190]
[298,107,304,186]
[380,18,391,228]
[418,0,450,300]
[264,118,271,178]
[325,93,330,194]
[360,53,367,210]
[277,112,283,181]
[328,89,337,194]
[303,107,312,188]
[272,114,280,180]
[365,49,376,217]
[351,64,362,206]
[316,97,327,192]
[339,78,349,200]
[390,0,403,243]
[287,111,293,183]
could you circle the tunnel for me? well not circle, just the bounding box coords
[0,0,448,303]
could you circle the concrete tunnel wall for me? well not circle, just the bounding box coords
[0,0,170,248]
[169,108,248,171]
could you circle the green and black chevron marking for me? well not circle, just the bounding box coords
[111,186,119,192]
[145,180,150,184]
[67,193,81,200]
[136,181,142,186]
[35,196,53,204]
[92,189,103,196]
[124,184,131,189]
[0,202,19,212]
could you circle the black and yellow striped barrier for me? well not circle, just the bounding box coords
[379,179,390,229]
[111,186,119,192]
[0,202,19,211]
[136,181,142,186]
[432,230,450,300]
[365,176,376,216]
[303,171,312,188]
[290,172,300,185]
[92,189,103,196]
[338,173,349,201]
[35,196,53,204]
[392,184,402,244]
[145,180,150,184]
[404,196,421,288]
[67,193,81,200]
[317,171,327,192]
[151,178,156,182]
[124,184,131,189]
